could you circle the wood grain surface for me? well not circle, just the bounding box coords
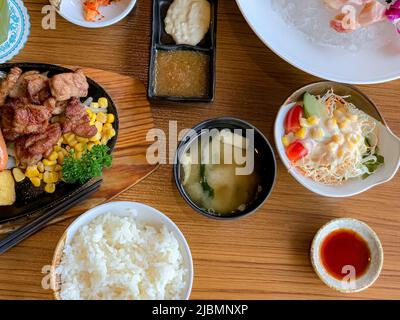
[0,66,158,234]
[0,0,399,299]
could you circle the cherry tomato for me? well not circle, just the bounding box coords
[286,141,308,162]
[0,129,8,171]
[284,104,304,134]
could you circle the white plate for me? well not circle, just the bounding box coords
[274,82,400,197]
[53,0,136,28]
[52,201,193,300]
[236,0,400,84]
[0,0,30,63]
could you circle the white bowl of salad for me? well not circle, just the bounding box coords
[274,82,400,197]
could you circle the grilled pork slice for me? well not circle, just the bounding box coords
[15,123,62,165]
[49,69,89,101]
[62,97,97,138]
[0,67,22,107]
[1,98,52,141]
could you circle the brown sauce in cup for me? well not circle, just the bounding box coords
[154,50,209,97]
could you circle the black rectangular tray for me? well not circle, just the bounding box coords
[148,0,218,102]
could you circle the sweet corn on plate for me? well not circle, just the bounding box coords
[13,97,117,194]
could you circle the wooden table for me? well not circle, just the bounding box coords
[1,0,399,300]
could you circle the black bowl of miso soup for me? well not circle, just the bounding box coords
[174,118,277,219]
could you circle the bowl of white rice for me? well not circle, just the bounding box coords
[50,201,193,300]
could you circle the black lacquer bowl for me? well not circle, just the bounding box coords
[0,63,119,223]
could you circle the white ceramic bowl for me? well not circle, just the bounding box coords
[311,218,383,293]
[236,0,400,84]
[51,0,136,28]
[51,201,193,300]
[274,82,400,197]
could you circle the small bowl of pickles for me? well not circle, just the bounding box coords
[173,117,277,219]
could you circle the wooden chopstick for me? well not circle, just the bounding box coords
[0,179,102,254]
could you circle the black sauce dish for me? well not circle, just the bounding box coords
[148,0,218,102]
[173,117,277,220]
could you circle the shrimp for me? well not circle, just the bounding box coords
[326,0,387,33]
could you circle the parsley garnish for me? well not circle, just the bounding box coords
[62,145,113,184]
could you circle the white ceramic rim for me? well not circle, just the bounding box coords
[57,0,137,28]
[59,201,194,300]
[310,218,384,293]
[235,0,400,84]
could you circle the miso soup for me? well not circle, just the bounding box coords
[180,129,262,216]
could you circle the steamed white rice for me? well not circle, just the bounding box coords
[58,212,188,300]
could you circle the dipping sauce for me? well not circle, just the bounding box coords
[180,130,262,215]
[154,50,209,97]
[320,228,371,280]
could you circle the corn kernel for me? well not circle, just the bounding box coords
[89,132,102,142]
[69,140,78,149]
[85,108,92,115]
[54,164,62,172]
[346,113,358,122]
[37,161,45,173]
[95,121,103,133]
[98,97,108,108]
[38,173,43,180]
[96,112,107,124]
[74,143,85,152]
[332,134,344,144]
[300,118,310,128]
[76,136,89,143]
[89,113,97,125]
[44,165,55,172]
[311,127,324,140]
[328,142,338,152]
[75,151,83,159]
[12,168,25,182]
[106,114,115,124]
[103,123,112,131]
[44,171,58,184]
[325,118,337,129]
[87,142,95,151]
[282,135,290,147]
[30,177,41,188]
[54,145,62,152]
[295,127,308,139]
[25,166,39,178]
[48,151,58,161]
[44,183,56,194]
[42,159,57,166]
[64,133,74,141]
[307,115,320,125]
[61,148,68,156]
[90,102,99,109]
[346,133,361,145]
[338,119,350,130]
[101,137,109,145]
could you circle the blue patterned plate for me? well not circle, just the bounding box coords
[0,0,30,63]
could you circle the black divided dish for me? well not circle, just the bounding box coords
[148,0,217,102]
[0,63,119,223]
